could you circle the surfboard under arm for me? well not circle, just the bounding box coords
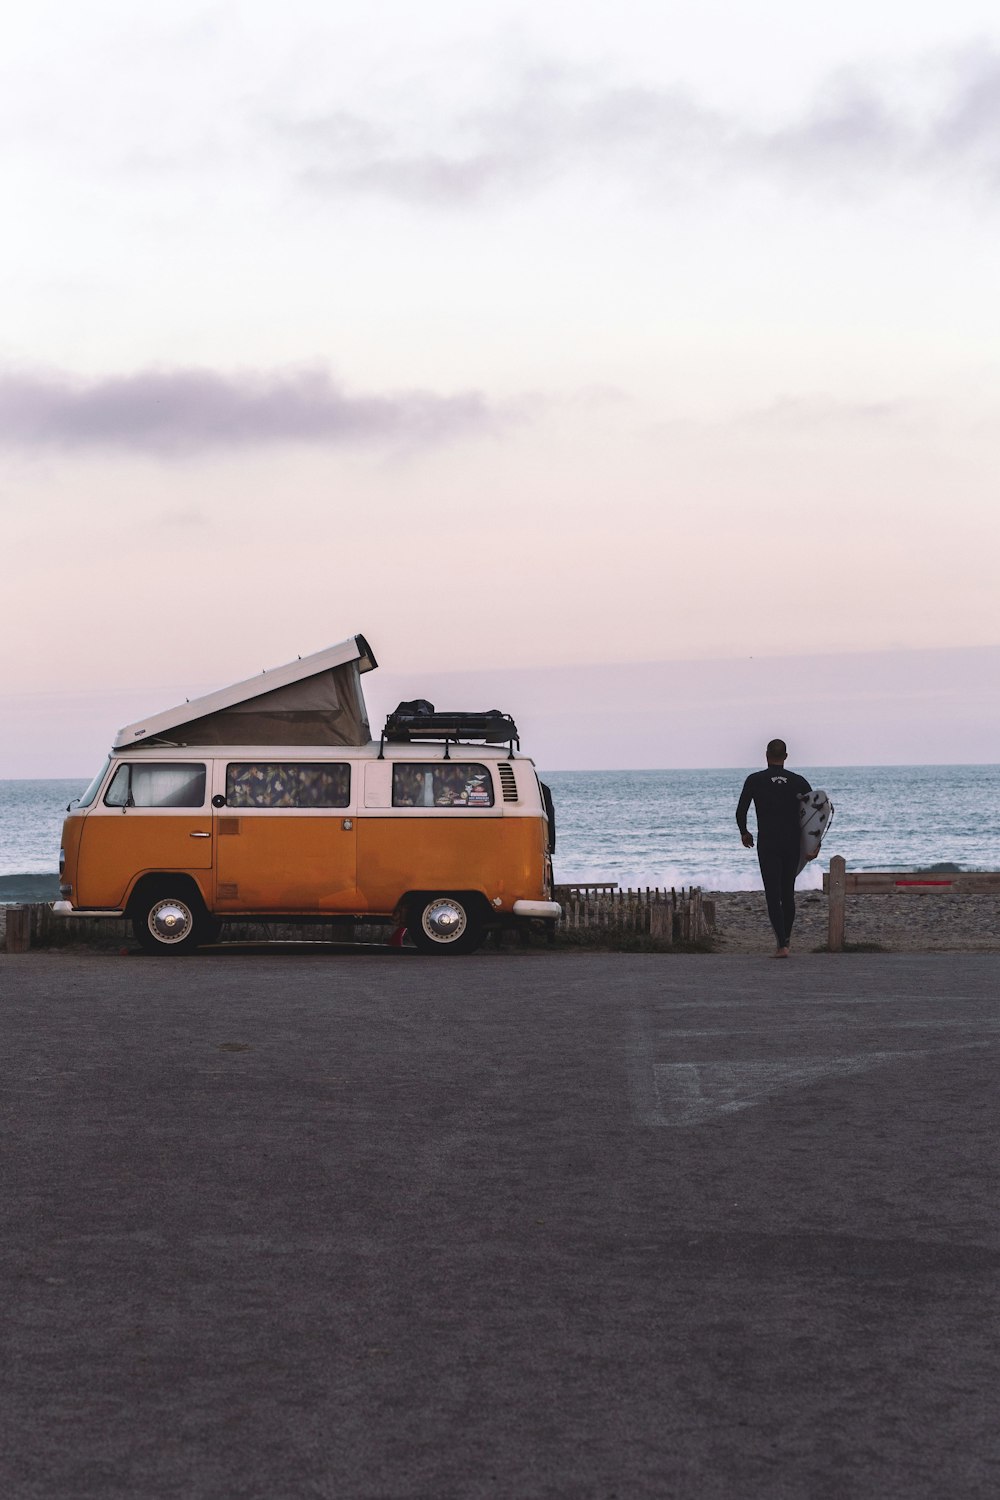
[798,790,834,876]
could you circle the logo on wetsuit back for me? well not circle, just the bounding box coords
[770,776,788,784]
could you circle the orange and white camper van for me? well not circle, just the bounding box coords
[54,635,559,954]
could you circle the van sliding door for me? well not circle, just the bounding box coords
[212,760,358,914]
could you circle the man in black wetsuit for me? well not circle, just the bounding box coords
[736,740,812,958]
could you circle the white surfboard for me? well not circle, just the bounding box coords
[798,790,834,875]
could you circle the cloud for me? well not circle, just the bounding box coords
[932,47,1000,157]
[281,68,716,204]
[753,76,905,181]
[650,394,921,448]
[0,365,497,456]
[274,48,1000,206]
[732,395,914,432]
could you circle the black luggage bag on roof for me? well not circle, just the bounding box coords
[384,703,519,745]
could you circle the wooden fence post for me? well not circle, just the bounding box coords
[33,903,53,946]
[5,906,32,953]
[827,855,846,952]
[649,900,672,946]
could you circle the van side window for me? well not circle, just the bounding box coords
[104,763,207,808]
[392,764,494,808]
[226,763,351,809]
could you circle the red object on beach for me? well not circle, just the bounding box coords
[895,880,953,887]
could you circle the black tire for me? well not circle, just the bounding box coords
[408,894,484,955]
[132,890,206,955]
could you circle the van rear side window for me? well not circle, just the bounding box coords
[226,763,351,809]
[105,763,207,808]
[392,764,494,808]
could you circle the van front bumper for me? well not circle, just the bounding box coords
[51,901,125,918]
[512,900,562,920]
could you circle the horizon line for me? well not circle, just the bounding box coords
[6,760,1000,782]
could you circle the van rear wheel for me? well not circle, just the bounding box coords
[132,892,205,955]
[409,895,483,955]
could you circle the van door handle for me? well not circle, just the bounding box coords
[190,831,212,838]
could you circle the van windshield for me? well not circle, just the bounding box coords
[77,757,111,809]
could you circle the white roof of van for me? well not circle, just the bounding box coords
[114,634,377,749]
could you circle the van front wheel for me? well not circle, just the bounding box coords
[133,893,205,955]
[410,895,483,955]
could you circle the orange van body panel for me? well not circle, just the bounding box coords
[357,815,546,913]
[213,816,357,912]
[76,813,212,909]
[59,813,86,898]
[502,817,550,903]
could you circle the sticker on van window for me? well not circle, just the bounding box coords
[392,764,494,808]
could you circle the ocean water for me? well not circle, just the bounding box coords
[1,780,86,886]
[1,767,998,900]
[544,766,1000,891]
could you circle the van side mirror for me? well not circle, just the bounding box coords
[212,794,226,808]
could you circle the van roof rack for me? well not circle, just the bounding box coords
[379,706,520,760]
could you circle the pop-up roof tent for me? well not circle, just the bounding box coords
[114,635,378,749]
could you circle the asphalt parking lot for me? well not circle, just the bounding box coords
[2,950,998,1499]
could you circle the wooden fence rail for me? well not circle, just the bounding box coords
[821,860,1000,951]
[822,870,1000,894]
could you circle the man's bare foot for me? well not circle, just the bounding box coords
[773,946,790,958]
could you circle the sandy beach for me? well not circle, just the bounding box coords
[711,889,1000,953]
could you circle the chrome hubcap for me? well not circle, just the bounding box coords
[149,900,194,944]
[421,899,467,944]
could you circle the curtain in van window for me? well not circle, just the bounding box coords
[128,764,206,807]
[226,763,351,808]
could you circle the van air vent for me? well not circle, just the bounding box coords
[497,763,518,802]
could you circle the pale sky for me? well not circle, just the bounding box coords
[2,1,999,774]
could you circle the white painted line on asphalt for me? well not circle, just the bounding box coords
[650,1054,908,1127]
[664,1019,1000,1038]
[630,1045,992,1128]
